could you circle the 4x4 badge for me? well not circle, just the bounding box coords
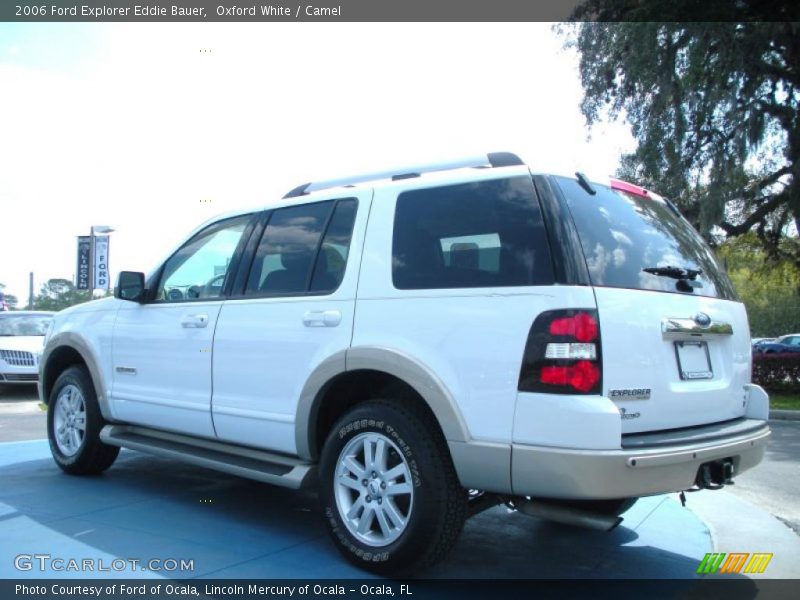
[619,407,641,420]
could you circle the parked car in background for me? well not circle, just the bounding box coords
[0,311,54,384]
[754,334,800,354]
[752,337,775,350]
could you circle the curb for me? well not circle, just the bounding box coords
[0,400,42,415]
[770,409,800,421]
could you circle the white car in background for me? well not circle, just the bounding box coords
[0,311,54,384]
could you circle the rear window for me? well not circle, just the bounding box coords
[555,176,736,300]
[392,176,554,290]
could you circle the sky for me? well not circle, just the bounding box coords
[0,22,635,303]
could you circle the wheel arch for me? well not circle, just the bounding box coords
[41,332,112,421]
[295,347,471,461]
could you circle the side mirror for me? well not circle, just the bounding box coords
[115,271,146,302]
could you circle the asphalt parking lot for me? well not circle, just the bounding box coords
[1,384,798,580]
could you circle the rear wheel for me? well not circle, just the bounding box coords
[319,399,467,574]
[47,365,119,475]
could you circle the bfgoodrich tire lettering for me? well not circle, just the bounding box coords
[319,399,467,574]
[47,365,119,475]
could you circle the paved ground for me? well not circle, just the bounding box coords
[0,384,45,442]
[0,440,709,579]
[0,383,798,580]
[724,419,800,535]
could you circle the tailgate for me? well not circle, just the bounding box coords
[596,286,750,433]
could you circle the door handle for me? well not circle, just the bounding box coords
[181,314,209,328]
[302,310,342,327]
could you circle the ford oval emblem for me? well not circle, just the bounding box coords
[694,312,711,327]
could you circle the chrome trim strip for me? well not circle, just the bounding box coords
[661,317,733,336]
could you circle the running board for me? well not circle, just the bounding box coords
[100,425,316,489]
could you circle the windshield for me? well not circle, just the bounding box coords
[0,315,52,336]
[555,176,737,300]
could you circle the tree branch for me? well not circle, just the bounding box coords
[720,193,788,236]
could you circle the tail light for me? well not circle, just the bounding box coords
[518,309,602,395]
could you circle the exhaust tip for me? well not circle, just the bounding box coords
[516,499,624,532]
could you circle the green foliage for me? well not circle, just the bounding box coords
[0,282,19,310]
[719,235,800,336]
[3,294,19,310]
[32,279,93,312]
[769,393,800,410]
[562,6,800,263]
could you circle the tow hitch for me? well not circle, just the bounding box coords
[694,458,735,490]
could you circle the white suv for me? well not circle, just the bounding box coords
[40,153,770,573]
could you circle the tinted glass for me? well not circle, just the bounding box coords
[392,177,554,289]
[555,176,736,299]
[158,215,251,302]
[247,201,333,295]
[310,199,358,293]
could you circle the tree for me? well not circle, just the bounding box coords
[32,279,92,312]
[562,2,800,263]
[0,283,19,310]
[718,234,800,336]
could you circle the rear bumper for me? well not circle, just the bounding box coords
[511,421,769,499]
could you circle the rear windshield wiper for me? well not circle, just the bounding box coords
[643,265,703,292]
[575,171,597,196]
[642,265,702,281]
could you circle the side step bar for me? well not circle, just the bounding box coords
[100,425,316,489]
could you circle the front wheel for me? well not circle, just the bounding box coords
[47,365,119,475]
[319,400,467,574]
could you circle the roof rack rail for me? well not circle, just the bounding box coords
[282,151,525,199]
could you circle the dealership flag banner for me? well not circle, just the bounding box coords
[76,236,91,290]
[94,235,110,290]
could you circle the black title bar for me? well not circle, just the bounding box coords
[5,579,800,600]
[2,0,798,23]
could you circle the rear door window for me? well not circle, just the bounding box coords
[554,176,736,300]
[310,199,358,293]
[245,198,358,296]
[392,177,554,290]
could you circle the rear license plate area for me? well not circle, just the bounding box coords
[674,341,713,380]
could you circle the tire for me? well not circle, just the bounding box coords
[319,399,467,574]
[47,365,119,475]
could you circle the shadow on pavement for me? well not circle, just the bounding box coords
[0,383,39,402]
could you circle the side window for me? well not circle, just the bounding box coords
[310,199,358,292]
[246,199,358,296]
[158,215,251,302]
[392,177,554,290]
